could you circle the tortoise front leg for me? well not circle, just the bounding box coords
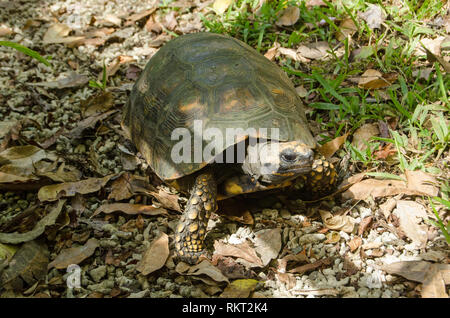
[294,154,337,198]
[175,172,217,264]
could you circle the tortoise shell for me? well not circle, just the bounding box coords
[122,32,316,181]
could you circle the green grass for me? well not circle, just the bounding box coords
[0,40,51,67]
[202,0,449,238]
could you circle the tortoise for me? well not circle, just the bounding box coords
[122,32,337,264]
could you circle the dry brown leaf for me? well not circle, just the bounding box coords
[101,55,135,80]
[254,228,281,266]
[324,231,341,244]
[380,261,450,285]
[180,260,229,284]
[0,200,65,244]
[94,14,122,27]
[394,200,428,248]
[276,6,300,26]
[31,73,89,89]
[42,23,84,44]
[342,174,438,201]
[136,233,169,275]
[264,42,280,61]
[358,216,373,236]
[347,236,362,252]
[336,18,357,42]
[65,109,118,139]
[351,123,380,151]
[48,238,99,269]
[148,188,182,212]
[213,241,263,267]
[360,4,385,29]
[319,210,356,233]
[81,91,114,117]
[37,174,115,202]
[92,203,167,217]
[125,8,158,26]
[289,257,333,274]
[213,0,234,14]
[358,69,397,89]
[405,170,439,197]
[0,241,49,290]
[421,265,448,298]
[162,11,178,30]
[276,272,296,290]
[297,41,330,60]
[318,133,348,158]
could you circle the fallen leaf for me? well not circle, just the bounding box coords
[264,42,280,61]
[360,4,385,29]
[373,143,397,160]
[324,231,341,244]
[125,8,158,26]
[0,243,18,261]
[421,265,448,298]
[276,272,296,290]
[358,216,373,236]
[318,133,348,158]
[81,91,114,117]
[92,203,167,217]
[42,23,84,44]
[277,250,308,273]
[213,0,234,14]
[37,175,115,202]
[0,241,49,290]
[48,238,99,269]
[358,69,397,89]
[394,200,428,248]
[336,18,357,42]
[213,241,263,267]
[65,110,117,139]
[0,200,65,244]
[342,173,438,201]
[148,188,182,212]
[405,170,439,197]
[347,236,362,252]
[102,56,135,81]
[31,73,89,89]
[297,41,330,60]
[136,233,169,275]
[289,257,333,274]
[254,228,281,266]
[380,261,450,285]
[276,6,300,26]
[145,16,163,33]
[180,260,229,284]
[319,210,356,233]
[278,47,301,61]
[162,11,177,30]
[220,279,259,298]
[94,14,122,27]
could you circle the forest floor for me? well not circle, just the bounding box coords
[0,0,449,298]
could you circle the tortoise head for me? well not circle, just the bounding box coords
[242,140,314,184]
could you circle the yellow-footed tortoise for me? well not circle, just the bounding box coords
[122,32,337,264]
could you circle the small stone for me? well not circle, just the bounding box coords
[280,209,291,219]
[128,290,149,298]
[89,265,107,283]
[298,233,326,244]
[262,208,279,219]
